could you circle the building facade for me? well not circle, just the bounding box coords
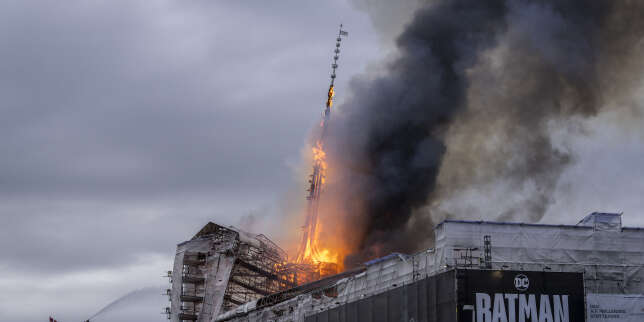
[171,213,644,322]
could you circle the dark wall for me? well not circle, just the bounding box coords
[304,269,586,322]
[304,270,456,322]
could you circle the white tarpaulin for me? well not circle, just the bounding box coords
[433,218,644,294]
[587,294,644,322]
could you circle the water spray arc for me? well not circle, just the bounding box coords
[295,25,347,266]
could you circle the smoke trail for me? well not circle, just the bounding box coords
[326,0,644,266]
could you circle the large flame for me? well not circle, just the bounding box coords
[297,211,340,266]
[292,138,345,276]
[290,55,348,282]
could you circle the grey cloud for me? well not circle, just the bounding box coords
[0,0,382,320]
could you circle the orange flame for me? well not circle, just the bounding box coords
[289,83,352,282]
[312,141,327,184]
[326,85,335,108]
[298,219,340,266]
[291,139,346,276]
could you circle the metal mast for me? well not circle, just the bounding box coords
[296,25,348,263]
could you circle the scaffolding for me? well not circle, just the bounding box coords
[222,233,295,312]
[167,223,317,322]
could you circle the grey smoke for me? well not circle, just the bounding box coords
[330,0,644,266]
[348,0,426,44]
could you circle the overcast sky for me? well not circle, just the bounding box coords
[1,1,643,321]
[0,1,382,321]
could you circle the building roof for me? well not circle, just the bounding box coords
[435,212,643,231]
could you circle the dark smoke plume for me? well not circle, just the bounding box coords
[326,0,644,266]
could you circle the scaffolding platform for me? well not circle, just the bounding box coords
[167,222,316,322]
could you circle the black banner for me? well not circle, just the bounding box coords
[456,270,585,322]
[304,270,457,322]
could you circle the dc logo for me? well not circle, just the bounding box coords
[514,274,529,291]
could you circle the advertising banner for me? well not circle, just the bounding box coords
[456,270,585,322]
[587,294,644,322]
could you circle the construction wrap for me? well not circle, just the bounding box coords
[434,220,644,294]
[587,294,644,322]
[213,216,644,321]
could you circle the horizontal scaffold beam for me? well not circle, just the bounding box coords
[181,274,205,284]
[178,313,198,321]
[180,294,204,303]
[229,278,271,296]
[234,260,278,281]
[224,295,244,306]
[234,259,296,288]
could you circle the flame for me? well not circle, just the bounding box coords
[290,139,346,277]
[312,141,326,165]
[312,141,327,184]
[298,217,340,266]
[326,85,335,108]
[289,83,348,283]
[315,248,339,264]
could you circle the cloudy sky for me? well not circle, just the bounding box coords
[1,1,643,321]
[0,1,383,320]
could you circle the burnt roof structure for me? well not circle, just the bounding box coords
[205,213,644,322]
[166,223,302,321]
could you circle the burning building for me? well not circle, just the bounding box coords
[166,222,327,321]
[166,212,644,322]
[166,223,293,321]
[165,1,644,320]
